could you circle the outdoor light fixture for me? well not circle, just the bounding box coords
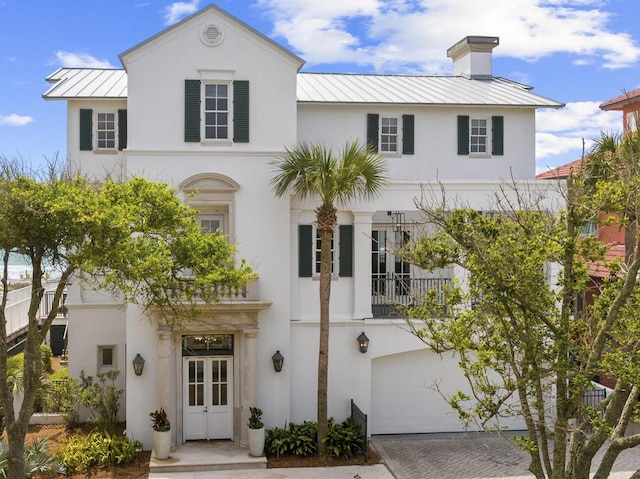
[357,332,369,354]
[272,350,284,372]
[132,353,145,376]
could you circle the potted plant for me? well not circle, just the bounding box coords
[150,407,171,460]
[247,406,265,457]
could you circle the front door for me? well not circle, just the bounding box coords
[183,356,233,440]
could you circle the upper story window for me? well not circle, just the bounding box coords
[458,115,503,156]
[185,79,249,144]
[367,114,414,155]
[315,229,335,274]
[298,224,353,278]
[204,84,229,140]
[470,118,487,154]
[380,117,398,152]
[79,109,127,151]
[97,113,116,149]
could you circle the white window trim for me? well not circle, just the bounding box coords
[380,116,399,154]
[97,345,116,373]
[95,111,118,152]
[201,81,233,145]
[198,212,227,235]
[469,117,489,157]
[313,227,338,279]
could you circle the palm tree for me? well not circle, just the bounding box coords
[271,140,387,453]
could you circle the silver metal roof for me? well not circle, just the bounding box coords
[43,68,563,108]
[43,68,127,100]
[297,73,563,107]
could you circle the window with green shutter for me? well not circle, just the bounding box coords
[79,109,93,151]
[492,116,504,155]
[299,225,313,277]
[184,79,201,142]
[118,109,127,150]
[367,114,379,152]
[233,80,249,142]
[339,225,353,277]
[402,115,414,155]
[457,115,470,155]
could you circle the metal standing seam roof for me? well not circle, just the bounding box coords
[296,73,563,107]
[43,68,128,99]
[42,68,563,108]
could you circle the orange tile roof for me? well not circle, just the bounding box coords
[600,87,640,111]
[586,243,625,278]
[536,159,582,180]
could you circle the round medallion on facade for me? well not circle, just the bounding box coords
[201,24,224,46]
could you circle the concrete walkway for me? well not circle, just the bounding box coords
[149,463,393,479]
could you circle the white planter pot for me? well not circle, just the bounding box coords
[153,430,171,460]
[248,427,265,457]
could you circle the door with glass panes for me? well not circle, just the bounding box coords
[183,356,233,440]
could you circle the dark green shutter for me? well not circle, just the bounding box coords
[299,225,313,277]
[184,79,201,142]
[79,109,93,151]
[367,114,379,152]
[233,80,249,142]
[492,115,504,156]
[117,109,127,150]
[457,115,469,155]
[402,114,414,155]
[339,225,353,277]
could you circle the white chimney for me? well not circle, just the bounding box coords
[447,36,499,80]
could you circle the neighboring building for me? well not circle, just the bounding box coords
[43,4,563,449]
[600,87,640,134]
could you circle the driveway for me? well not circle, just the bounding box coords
[372,431,640,479]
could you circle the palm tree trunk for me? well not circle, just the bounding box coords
[316,204,336,455]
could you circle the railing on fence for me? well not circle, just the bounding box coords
[350,398,368,462]
[371,277,452,318]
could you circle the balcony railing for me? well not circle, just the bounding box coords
[40,291,68,318]
[372,276,452,318]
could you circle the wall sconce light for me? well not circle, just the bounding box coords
[132,353,145,376]
[357,332,369,354]
[272,350,284,372]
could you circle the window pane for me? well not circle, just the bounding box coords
[189,384,196,406]
[196,384,203,405]
[212,361,219,383]
[101,347,113,366]
[212,384,219,406]
[220,384,227,405]
[220,360,227,382]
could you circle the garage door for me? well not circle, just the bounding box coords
[371,349,476,434]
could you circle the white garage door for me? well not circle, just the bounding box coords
[371,349,476,434]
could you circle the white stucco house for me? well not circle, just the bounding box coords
[42,4,563,450]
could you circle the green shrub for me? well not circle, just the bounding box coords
[325,417,364,458]
[56,431,138,473]
[74,370,123,433]
[266,421,317,457]
[266,418,363,458]
[49,368,68,380]
[40,345,53,373]
[0,437,65,477]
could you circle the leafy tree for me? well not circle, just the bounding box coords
[402,168,640,478]
[271,140,386,453]
[0,157,253,479]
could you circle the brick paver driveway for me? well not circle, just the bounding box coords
[372,432,640,479]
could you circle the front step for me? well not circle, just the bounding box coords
[149,441,267,474]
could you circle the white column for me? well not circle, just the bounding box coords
[353,211,374,319]
[157,329,176,447]
[241,329,258,446]
[290,210,301,320]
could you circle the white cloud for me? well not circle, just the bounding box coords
[258,0,640,72]
[535,101,622,171]
[0,114,33,126]
[164,0,201,25]
[55,51,114,69]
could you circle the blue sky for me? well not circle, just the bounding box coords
[1,0,639,174]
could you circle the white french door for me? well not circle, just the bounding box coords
[183,356,233,441]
